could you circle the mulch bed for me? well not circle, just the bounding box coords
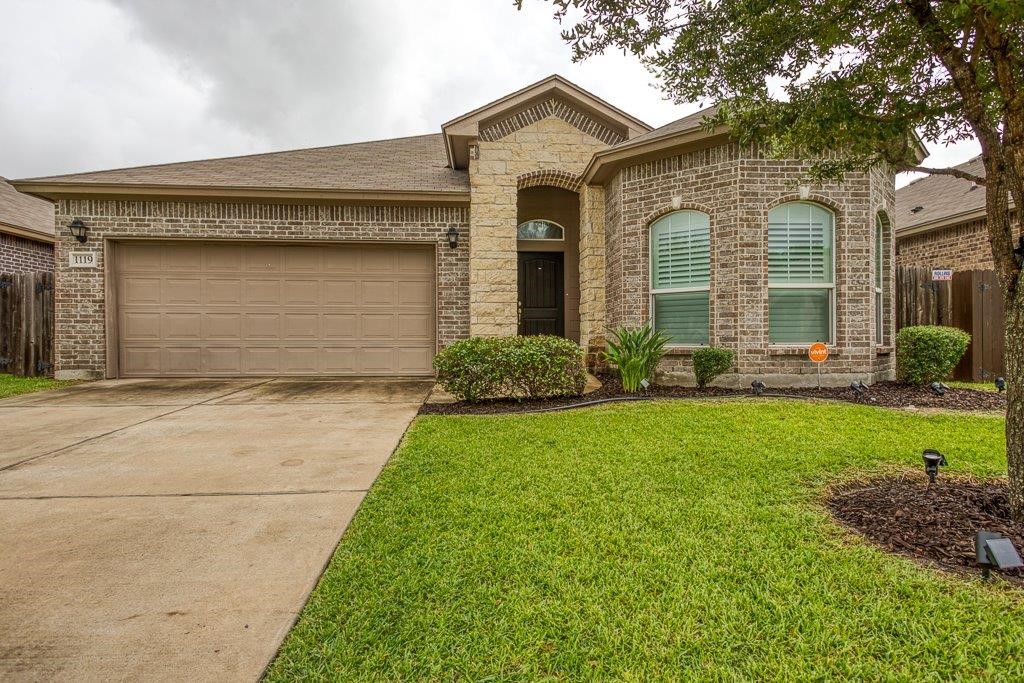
[828,474,1024,586]
[419,376,1007,415]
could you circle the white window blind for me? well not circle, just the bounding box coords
[767,202,835,344]
[650,211,711,345]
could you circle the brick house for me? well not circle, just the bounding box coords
[896,155,1018,270]
[0,177,54,272]
[13,76,896,385]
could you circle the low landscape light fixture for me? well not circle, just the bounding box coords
[850,380,867,397]
[995,377,1006,393]
[751,379,766,396]
[922,449,947,484]
[446,226,459,249]
[68,219,88,243]
[976,530,1024,579]
[929,381,948,396]
[639,378,650,391]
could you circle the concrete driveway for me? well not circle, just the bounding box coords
[0,377,432,681]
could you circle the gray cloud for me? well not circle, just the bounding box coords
[0,0,975,185]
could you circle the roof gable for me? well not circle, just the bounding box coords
[442,75,651,169]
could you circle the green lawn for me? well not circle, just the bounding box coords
[268,400,1022,681]
[948,380,1001,392]
[0,373,77,399]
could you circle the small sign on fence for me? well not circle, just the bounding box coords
[68,252,96,268]
[932,269,953,281]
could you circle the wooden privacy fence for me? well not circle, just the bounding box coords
[896,266,1005,382]
[0,272,54,377]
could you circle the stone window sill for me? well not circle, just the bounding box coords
[876,345,893,355]
[664,346,701,356]
[766,346,844,357]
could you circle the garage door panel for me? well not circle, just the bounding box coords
[122,278,162,305]
[243,314,281,339]
[165,278,202,305]
[244,347,280,374]
[362,314,395,339]
[362,281,395,306]
[245,280,281,305]
[283,314,319,339]
[162,313,201,340]
[282,279,320,305]
[324,281,357,305]
[122,312,161,340]
[397,347,433,373]
[117,242,435,377]
[165,347,202,373]
[205,245,242,271]
[206,279,243,305]
[205,348,242,373]
[203,313,242,340]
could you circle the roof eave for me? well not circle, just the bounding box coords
[0,221,56,243]
[583,125,733,185]
[11,182,472,207]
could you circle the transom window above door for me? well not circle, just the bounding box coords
[517,220,565,241]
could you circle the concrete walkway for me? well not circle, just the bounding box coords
[0,378,431,682]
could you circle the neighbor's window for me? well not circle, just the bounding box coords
[875,216,885,345]
[768,202,835,344]
[517,220,564,241]
[650,210,711,345]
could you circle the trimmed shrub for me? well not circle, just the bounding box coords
[433,335,586,402]
[896,325,971,384]
[603,325,671,392]
[692,346,734,389]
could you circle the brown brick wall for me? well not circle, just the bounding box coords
[52,200,469,378]
[0,232,54,272]
[603,142,895,386]
[896,217,995,270]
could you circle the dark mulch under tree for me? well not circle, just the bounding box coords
[828,474,1024,586]
[420,376,1007,415]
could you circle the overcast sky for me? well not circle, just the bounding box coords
[2,0,978,188]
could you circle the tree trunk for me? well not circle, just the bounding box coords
[1006,284,1024,523]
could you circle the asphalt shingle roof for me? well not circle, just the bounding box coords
[610,104,721,149]
[17,134,469,195]
[895,156,992,232]
[0,177,54,238]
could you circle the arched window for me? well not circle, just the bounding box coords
[650,210,711,345]
[517,220,564,241]
[875,214,886,345]
[767,201,835,344]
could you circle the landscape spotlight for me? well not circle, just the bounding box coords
[976,531,1024,578]
[922,449,947,484]
[639,378,650,391]
[995,377,1006,393]
[850,380,867,398]
[929,381,948,396]
[751,380,766,397]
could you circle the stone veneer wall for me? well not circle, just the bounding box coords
[603,142,896,386]
[52,200,469,379]
[1,232,54,272]
[896,217,996,271]
[469,116,611,336]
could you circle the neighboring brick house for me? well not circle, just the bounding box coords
[0,177,55,272]
[14,75,896,385]
[896,155,1017,269]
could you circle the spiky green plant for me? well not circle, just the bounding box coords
[603,325,671,392]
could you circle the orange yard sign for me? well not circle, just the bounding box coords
[808,342,829,363]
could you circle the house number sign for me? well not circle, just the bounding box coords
[68,252,97,268]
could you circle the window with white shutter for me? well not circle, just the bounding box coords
[767,202,835,344]
[650,211,711,345]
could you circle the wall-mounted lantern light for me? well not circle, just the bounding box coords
[68,219,89,243]
[446,226,459,249]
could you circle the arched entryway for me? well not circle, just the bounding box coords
[516,185,581,341]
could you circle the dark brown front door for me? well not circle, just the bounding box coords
[518,252,564,336]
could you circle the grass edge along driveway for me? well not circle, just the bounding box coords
[268,400,1022,681]
[0,373,78,399]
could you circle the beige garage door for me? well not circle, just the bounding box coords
[114,241,435,377]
